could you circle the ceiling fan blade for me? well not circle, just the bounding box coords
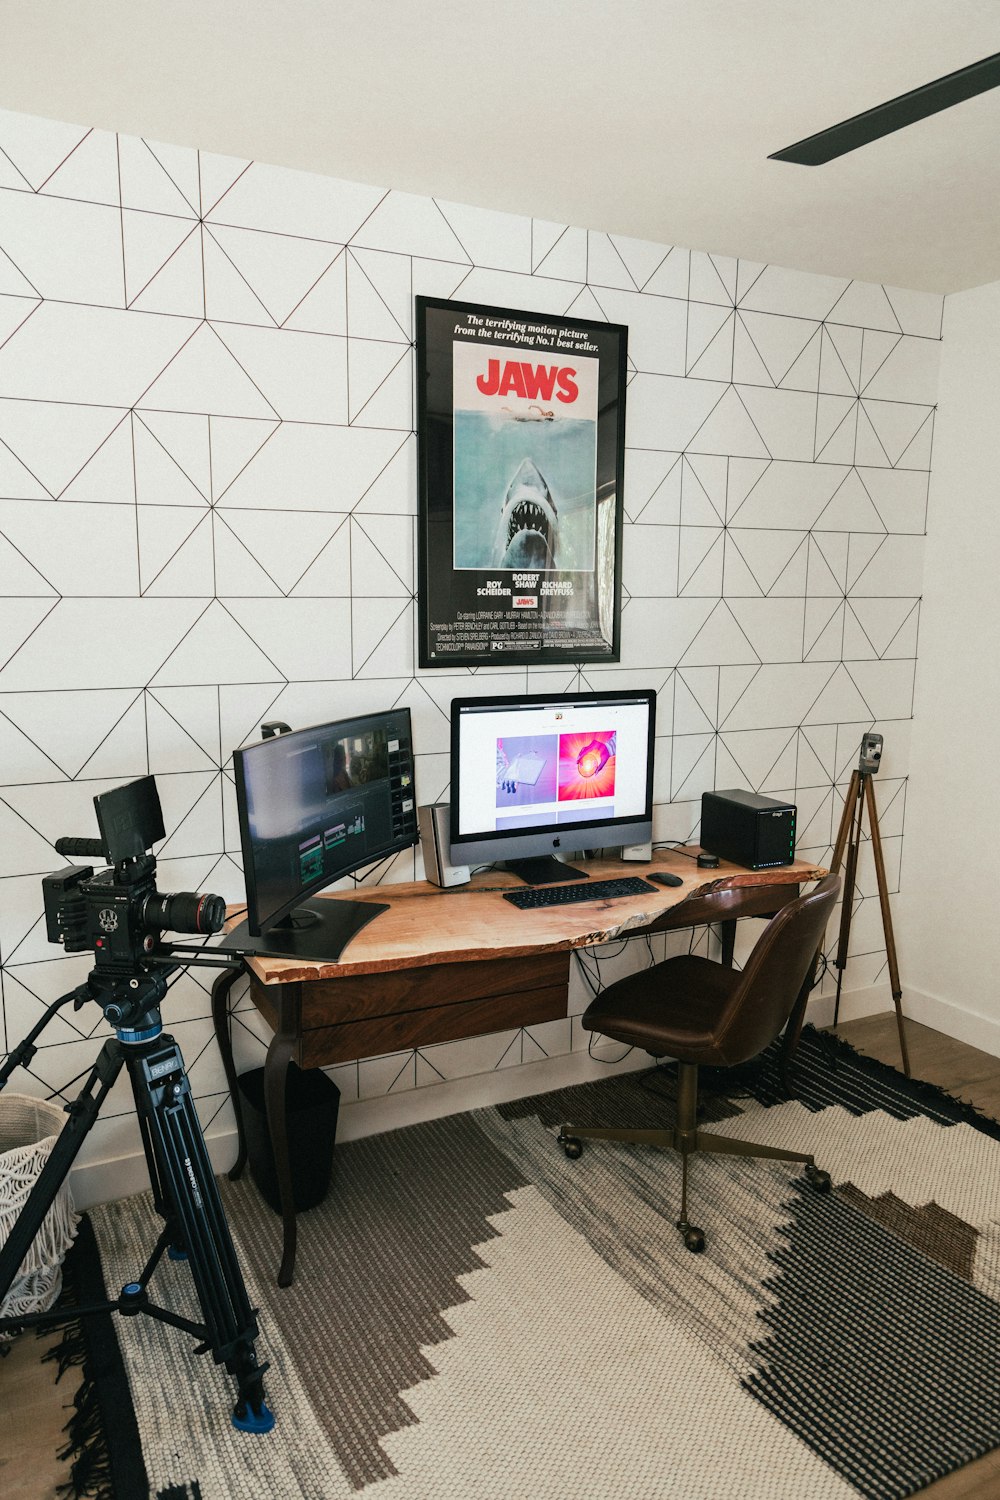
[770,50,1000,165]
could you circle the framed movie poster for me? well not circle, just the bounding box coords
[416,296,628,668]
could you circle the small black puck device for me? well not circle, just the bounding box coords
[700,789,796,870]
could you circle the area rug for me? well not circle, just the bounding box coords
[50,1027,1000,1499]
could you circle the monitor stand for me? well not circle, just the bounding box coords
[503,856,589,886]
[220,897,389,964]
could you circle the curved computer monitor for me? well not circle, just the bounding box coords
[450,689,655,884]
[223,708,417,962]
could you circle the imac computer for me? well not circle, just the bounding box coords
[223,708,417,962]
[450,689,655,884]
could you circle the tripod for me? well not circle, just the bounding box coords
[829,736,910,1077]
[0,962,274,1434]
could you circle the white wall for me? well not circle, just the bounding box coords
[0,106,943,1198]
[898,277,1000,1056]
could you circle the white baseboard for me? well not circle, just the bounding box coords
[70,1043,651,1210]
[70,1130,242,1212]
[335,1040,651,1144]
[805,980,1000,1061]
[887,984,1000,1060]
[805,982,895,1030]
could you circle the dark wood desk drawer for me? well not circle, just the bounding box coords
[247,951,571,1066]
[299,982,568,1066]
[293,950,568,1028]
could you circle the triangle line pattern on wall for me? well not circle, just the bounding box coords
[0,105,942,1146]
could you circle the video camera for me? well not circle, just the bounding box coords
[859,731,883,778]
[42,775,226,975]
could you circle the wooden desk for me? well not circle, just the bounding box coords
[212,848,824,1284]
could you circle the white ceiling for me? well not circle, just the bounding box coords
[3,0,1000,294]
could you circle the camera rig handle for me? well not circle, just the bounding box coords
[56,836,106,859]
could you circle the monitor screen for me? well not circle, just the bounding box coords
[226,708,416,961]
[450,689,655,882]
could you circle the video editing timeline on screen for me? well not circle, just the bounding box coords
[293,729,416,889]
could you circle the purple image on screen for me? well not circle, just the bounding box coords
[495,735,558,810]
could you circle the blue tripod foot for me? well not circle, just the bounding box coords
[232,1401,275,1434]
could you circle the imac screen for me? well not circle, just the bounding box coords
[451,690,653,872]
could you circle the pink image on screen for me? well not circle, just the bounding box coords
[557,731,616,801]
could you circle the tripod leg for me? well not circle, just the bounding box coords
[864,776,911,1077]
[833,777,863,1028]
[128,1036,275,1433]
[830,770,860,876]
[0,1039,123,1315]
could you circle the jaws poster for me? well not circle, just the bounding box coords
[416,297,627,668]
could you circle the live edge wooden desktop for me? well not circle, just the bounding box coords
[211,847,826,1285]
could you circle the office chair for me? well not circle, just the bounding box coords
[558,873,841,1252]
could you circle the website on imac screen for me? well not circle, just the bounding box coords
[456,700,649,837]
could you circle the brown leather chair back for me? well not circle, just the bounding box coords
[710,873,840,1067]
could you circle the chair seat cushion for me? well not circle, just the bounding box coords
[580,953,743,1066]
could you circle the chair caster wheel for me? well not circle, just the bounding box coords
[805,1164,832,1193]
[558,1132,582,1160]
[678,1222,705,1253]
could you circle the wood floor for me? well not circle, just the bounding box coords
[0,1325,82,1500]
[1,1014,1000,1498]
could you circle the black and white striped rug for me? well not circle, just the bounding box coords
[58,1028,1000,1499]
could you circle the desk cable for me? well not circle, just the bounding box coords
[652,840,700,860]
[573,931,658,1066]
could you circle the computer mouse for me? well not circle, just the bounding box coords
[649,871,684,887]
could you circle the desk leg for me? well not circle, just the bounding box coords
[720,920,736,968]
[211,967,248,1180]
[264,1017,298,1289]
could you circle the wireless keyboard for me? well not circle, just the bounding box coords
[503,876,658,909]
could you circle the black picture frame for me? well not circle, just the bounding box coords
[415,296,628,669]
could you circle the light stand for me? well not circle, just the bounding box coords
[829,732,910,1076]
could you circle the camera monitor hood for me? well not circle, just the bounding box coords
[95,775,166,862]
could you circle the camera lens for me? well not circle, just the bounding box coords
[144,891,227,936]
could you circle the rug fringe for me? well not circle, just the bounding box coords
[54,1368,115,1500]
[41,1318,88,1379]
[808,1024,1000,1139]
[33,1217,134,1500]
[38,1295,116,1500]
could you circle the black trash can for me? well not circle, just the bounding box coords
[237,1063,340,1215]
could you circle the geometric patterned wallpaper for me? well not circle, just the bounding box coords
[0,106,943,1179]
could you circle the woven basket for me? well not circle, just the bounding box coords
[0,1094,79,1339]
